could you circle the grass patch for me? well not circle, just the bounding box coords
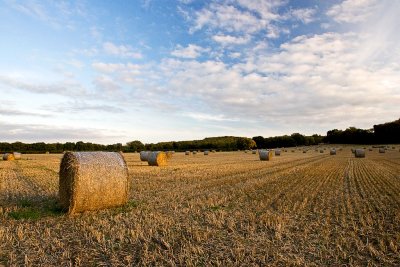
[8,198,64,220]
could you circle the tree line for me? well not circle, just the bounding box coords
[0,118,398,153]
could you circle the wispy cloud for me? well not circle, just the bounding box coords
[327,0,378,23]
[103,42,143,59]
[171,44,208,59]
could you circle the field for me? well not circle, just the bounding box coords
[1,147,399,266]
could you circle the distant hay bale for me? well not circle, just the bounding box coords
[13,152,21,160]
[355,149,365,158]
[245,150,249,153]
[252,150,257,154]
[211,150,216,153]
[330,149,336,155]
[148,151,168,166]
[204,150,209,155]
[3,153,15,161]
[185,151,190,155]
[303,150,307,153]
[320,150,324,153]
[379,148,385,153]
[284,149,288,152]
[59,151,129,215]
[140,151,150,161]
[46,151,50,154]
[274,149,281,156]
[166,151,173,159]
[259,150,274,161]
[291,150,295,152]
[193,151,197,155]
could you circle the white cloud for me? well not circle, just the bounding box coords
[171,44,208,59]
[290,8,316,24]
[184,112,239,122]
[103,42,142,59]
[327,0,378,23]
[212,34,250,45]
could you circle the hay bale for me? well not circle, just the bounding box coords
[13,152,21,160]
[274,149,281,156]
[211,150,216,153]
[46,151,50,154]
[148,152,168,166]
[193,151,197,155]
[320,150,324,153]
[252,150,257,154]
[3,153,15,161]
[204,150,209,155]
[166,151,173,159]
[355,149,365,158]
[330,149,336,155]
[185,151,190,155]
[303,150,307,153]
[291,150,295,152]
[59,152,129,215]
[379,148,385,153]
[259,150,274,161]
[140,151,150,161]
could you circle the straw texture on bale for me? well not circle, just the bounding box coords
[355,149,365,158]
[379,148,385,153]
[275,149,281,156]
[330,149,336,155]
[185,151,190,155]
[3,153,15,161]
[140,151,150,161]
[259,150,274,161]
[204,150,209,155]
[59,152,129,215]
[148,151,168,166]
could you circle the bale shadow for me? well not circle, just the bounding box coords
[5,195,64,220]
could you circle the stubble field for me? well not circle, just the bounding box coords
[0,147,399,266]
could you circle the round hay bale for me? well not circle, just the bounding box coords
[148,151,168,166]
[46,151,50,154]
[355,149,365,158]
[252,150,257,154]
[303,150,307,153]
[3,153,15,161]
[259,150,274,161]
[13,152,21,160]
[59,152,129,215]
[211,150,216,153]
[274,149,281,156]
[320,150,324,153]
[166,151,173,159]
[185,151,190,155]
[204,150,209,155]
[379,148,385,153]
[330,149,336,155]
[291,150,295,152]
[193,151,197,155]
[140,151,150,161]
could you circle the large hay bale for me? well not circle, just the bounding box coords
[259,150,273,161]
[330,149,336,155]
[185,151,190,155]
[355,149,365,158]
[148,151,168,166]
[379,148,385,153]
[204,150,209,155]
[59,152,129,215]
[140,151,150,161]
[3,153,15,161]
[275,149,281,156]
[13,152,21,160]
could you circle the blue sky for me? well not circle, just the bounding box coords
[1,0,399,144]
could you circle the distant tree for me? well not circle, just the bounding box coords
[126,140,145,152]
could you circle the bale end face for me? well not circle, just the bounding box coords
[204,151,209,155]
[140,151,150,161]
[13,152,21,160]
[59,152,129,215]
[274,150,281,156]
[185,151,190,155]
[355,149,365,158]
[330,149,336,155]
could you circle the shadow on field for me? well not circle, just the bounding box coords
[6,196,64,220]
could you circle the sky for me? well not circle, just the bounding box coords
[0,0,399,144]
